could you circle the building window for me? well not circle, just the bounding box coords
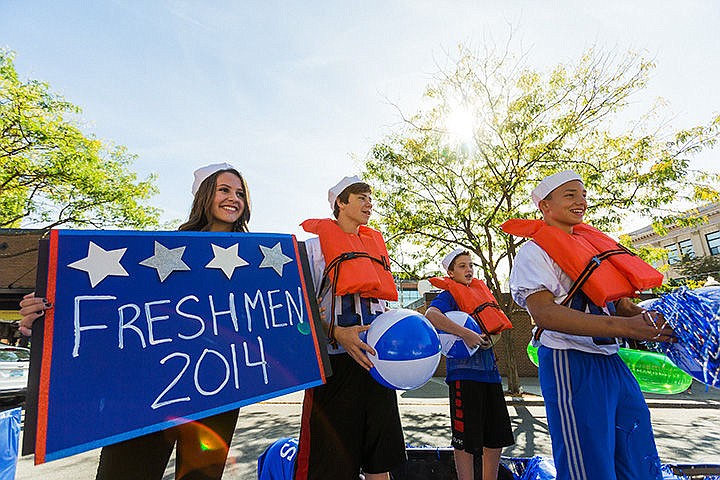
[707,231,720,256]
[678,239,695,259]
[665,244,680,264]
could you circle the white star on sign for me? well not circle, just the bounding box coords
[139,241,191,282]
[205,243,249,279]
[67,241,129,288]
[258,242,293,276]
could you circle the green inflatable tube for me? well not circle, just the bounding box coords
[526,343,693,395]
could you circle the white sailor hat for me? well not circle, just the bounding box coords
[191,162,236,196]
[441,247,469,271]
[328,175,363,211]
[531,170,583,208]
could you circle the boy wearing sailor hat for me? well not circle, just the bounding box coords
[504,170,674,480]
[294,176,406,480]
[425,248,514,480]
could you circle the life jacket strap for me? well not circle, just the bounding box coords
[319,251,390,348]
[534,245,631,342]
[471,302,502,335]
[562,248,629,306]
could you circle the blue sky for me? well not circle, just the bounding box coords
[2,1,719,237]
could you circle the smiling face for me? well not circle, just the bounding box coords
[208,172,247,232]
[448,254,474,286]
[337,191,372,227]
[539,180,587,233]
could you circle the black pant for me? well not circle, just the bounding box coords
[295,353,406,479]
[95,409,239,480]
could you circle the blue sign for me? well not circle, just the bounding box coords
[31,230,326,463]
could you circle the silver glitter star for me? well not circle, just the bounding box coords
[258,242,293,277]
[139,241,191,282]
[68,241,129,288]
[205,243,250,279]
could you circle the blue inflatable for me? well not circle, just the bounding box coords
[518,456,556,480]
[641,286,720,390]
[365,309,442,390]
[436,311,482,359]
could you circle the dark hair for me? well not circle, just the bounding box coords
[448,250,472,271]
[333,182,371,219]
[178,169,251,232]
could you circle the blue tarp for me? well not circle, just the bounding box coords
[0,407,21,480]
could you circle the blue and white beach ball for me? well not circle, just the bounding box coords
[437,311,482,359]
[366,309,442,390]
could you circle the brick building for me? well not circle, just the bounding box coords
[0,229,44,343]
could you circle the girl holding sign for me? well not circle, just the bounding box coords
[19,163,250,480]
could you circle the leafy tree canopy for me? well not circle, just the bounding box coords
[364,44,720,294]
[675,254,720,281]
[1,49,159,232]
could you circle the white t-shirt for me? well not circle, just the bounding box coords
[509,240,619,355]
[305,237,386,355]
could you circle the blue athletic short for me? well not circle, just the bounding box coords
[538,346,663,480]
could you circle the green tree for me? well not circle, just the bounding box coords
[1,49,159,237]
[363,44,720,393]
[675,254,720,282]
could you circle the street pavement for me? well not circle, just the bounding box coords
[15,377,720,479]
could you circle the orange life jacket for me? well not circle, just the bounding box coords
[429,277,512,334]
[301,218,398,301]
[501,219,663,306]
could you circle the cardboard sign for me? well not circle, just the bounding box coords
[24,230,328,463]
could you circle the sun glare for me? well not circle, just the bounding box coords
[443,103,476,146]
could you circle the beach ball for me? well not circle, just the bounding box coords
[366,309,442,390]
[436,311,482,358]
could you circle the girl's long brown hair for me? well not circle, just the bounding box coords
[178,168,251,232]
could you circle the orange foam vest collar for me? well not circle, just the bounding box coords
[501,219,663,306]
[429,277,512,334]
[301,218,398,301]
